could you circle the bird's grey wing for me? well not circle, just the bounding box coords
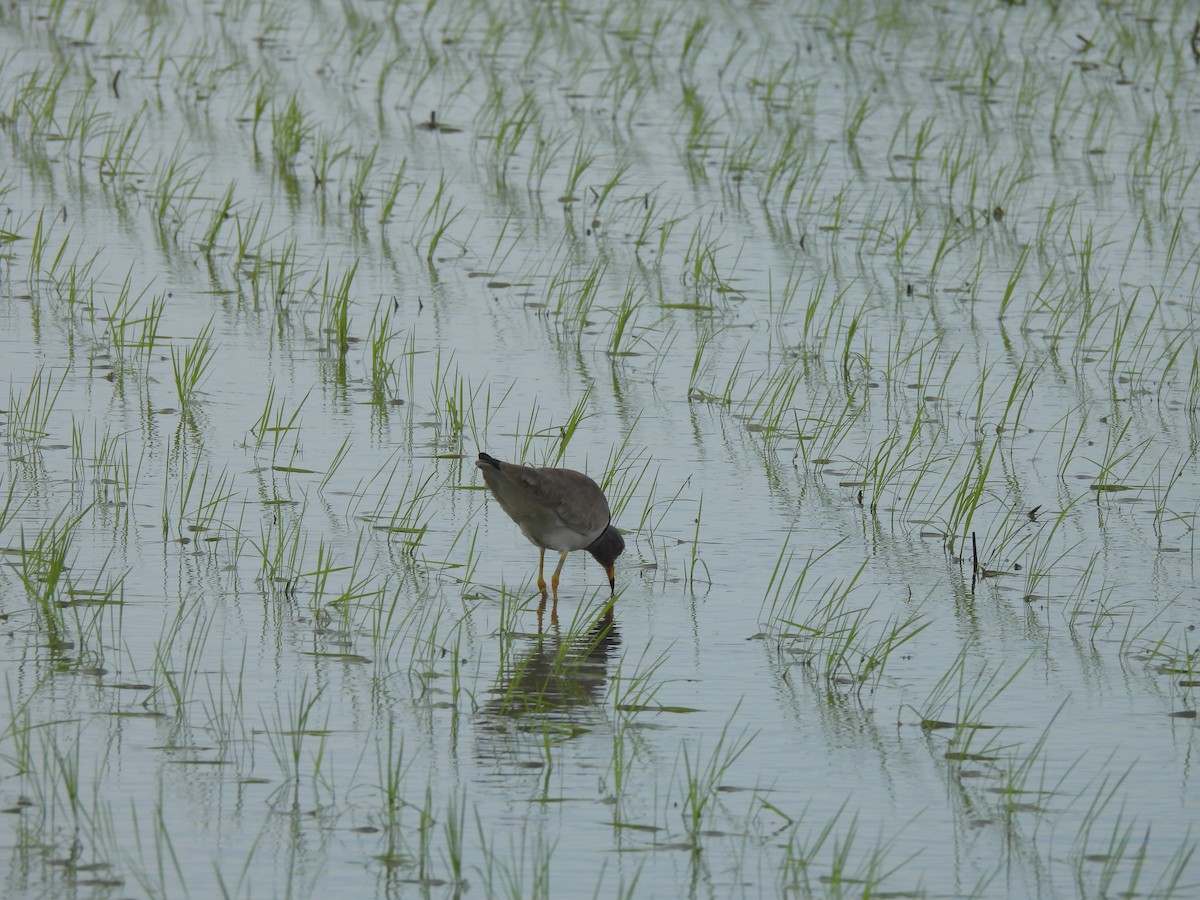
[532,467,611,536]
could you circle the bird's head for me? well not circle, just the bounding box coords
[587,525,625,594]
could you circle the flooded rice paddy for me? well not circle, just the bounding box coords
[2,0,1200,896]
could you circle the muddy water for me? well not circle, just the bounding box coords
[2,1,1198,897]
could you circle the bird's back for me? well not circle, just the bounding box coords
[476,453,611,551]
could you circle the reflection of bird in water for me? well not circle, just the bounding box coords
[479,609,621,727]
[475,453,625,621]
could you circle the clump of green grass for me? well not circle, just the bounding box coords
[170,319,217,411]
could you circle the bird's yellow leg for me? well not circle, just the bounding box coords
[536,547,547,595]
[550,550,569,599]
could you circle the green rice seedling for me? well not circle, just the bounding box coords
[739,357,804,448]
[0,476,29,533]
[110,288,168,366]
[43,721,84,835]
[70,419,88,487]
[350,140,389,211]
[589,161,632,218]
[794,391,866,470]
[249,384,309,463]
[152,599,214,719]
[1149,452,1193,542]
[597,431,648,518]
[686,326,721,402]
[162,446,236,543]
[264,680,329,812]
[197,181,236,254]
[770,558,926,690]
[685,493,710,589]
[260,236,299,309]
[775,801,850,895]
[760,123,810,211]
[310,130,350,191]
[230,200,273,270]
[413,172,464,262]
[550,257,605,339]
[483,212,524,273]
[150,144,203,233]
[97,102,148,182]
[1060,551,1126,632]
[478,89,538,188]
[24,210,67,289]
[1019,501,1084,603]
[928,213,974,282]
[678,79,720,154]
[935,437,1000,560]
[60,79,107,159]
[367,468,440,551]
[441,787,469,891]
[675,711,755,851]
[474,816,558,900]
[984,702,1074,823]
[678,14,709,77]
[858,405,933,513]
[414,784,437,883]
[760,532,841,625]
[631,191,682,253]
[256,499,308,588]
[817,813,921,897]
[4,367,68,449]
[561,130,600,202]
[46,244,101,311]
[607,644,672,725]
[679,213,729,298]
[998,244,1031,319]
[317,260,356,356]
[1086,413,1153,494]
[721,131,761,187]
[523,124,569,195]
[606,278,647,357]
[0,206,26,261]
[271,93,310,168]
[378,157,409,224]
[1067,765,1166,897]
[782,140,830,217]
[366,304,402,398]
[200,659,250,768]
[907,648,1028,759]
[92,426,137,508]
[427,356,489,448]
[549,386,592,465]
[12,503,89,646]
[373,718,412,867]
[126,789,189,899]
[843,92,875,153]
[170,319,217,410]
[887,111,937,183]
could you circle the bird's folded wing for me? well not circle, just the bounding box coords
[532,468,610,535]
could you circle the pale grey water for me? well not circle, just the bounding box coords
[2,0,1199,897]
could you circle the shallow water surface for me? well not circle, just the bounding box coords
[2,0,1199,897]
